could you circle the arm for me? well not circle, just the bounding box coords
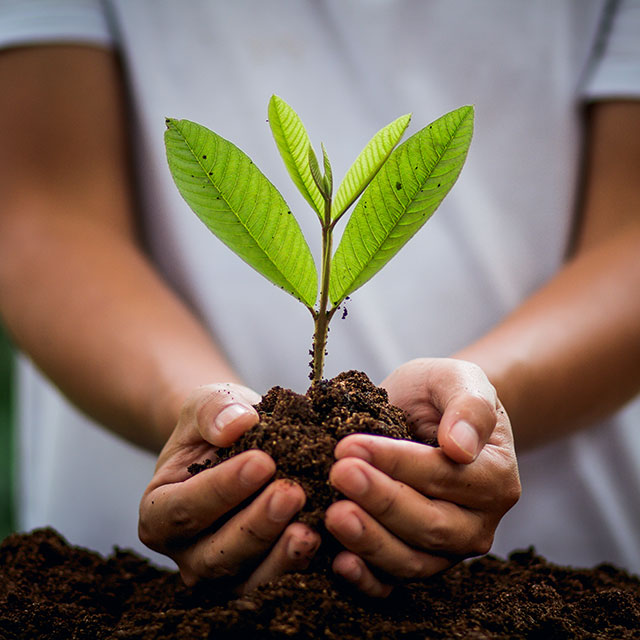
[0,45,318,589]
[0,45,233,450]
[455,101,640,451]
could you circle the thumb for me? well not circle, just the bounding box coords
[437,388,498,464]
[187,384,261,447]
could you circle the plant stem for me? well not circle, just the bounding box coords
[311,198,335,382]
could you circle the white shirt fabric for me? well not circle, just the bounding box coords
[1,0,639,571]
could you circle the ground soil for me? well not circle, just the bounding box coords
[1,528,639,639]
[1,371,639,638]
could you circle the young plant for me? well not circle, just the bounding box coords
[165,96,473,382]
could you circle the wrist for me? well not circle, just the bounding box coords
[451,345,528,447]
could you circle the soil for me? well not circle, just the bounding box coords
[1,371,639,638]
[1,528,639,639]
[190,370,412,519]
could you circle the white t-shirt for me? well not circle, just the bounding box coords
[1,0,639,571]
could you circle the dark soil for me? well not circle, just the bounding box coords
[188,370,414,572]
[1,528,640,639]
[2,371,639,638]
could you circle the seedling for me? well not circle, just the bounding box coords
[165,96,473,382]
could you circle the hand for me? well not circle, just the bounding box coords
[325,358,520,597]
[138,383,320,593]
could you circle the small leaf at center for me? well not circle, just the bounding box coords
[332,113,411,221]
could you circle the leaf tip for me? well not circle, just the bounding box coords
[397,113,412,130]
[269,94,284,111]
[461,104,475,118]
[461,104,475,129]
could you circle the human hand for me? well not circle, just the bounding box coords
[138,383,320,593]
[325,358,520,597]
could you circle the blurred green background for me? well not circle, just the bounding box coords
[0,324,14,541]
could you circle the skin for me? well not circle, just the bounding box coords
[326,358,519,597]
[0,45,637,596]
[138,383,321,591]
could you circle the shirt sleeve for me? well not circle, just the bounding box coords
[0,0,113,51]
[581,0,640,101]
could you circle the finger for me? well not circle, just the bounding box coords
[178,384,261,449]
[196,385,261,448]
[334,435,510,509]
[175,479,306,586]
[241,523,321,593]
[139,449,275,552]
[437,391,498,464]
[325,500,452,579]
[332,551,393,598]
[329,458,491,555]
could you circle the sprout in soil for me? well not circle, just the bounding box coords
[165,96,473,382]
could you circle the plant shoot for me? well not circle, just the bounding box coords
[165,96,473,382]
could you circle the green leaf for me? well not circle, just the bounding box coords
[268,95,325,220]
[308,144,327,201]
[321,143,333,198]
[329,105,474,306]
[165,118,318,308]
[308,143,333,205]
[332,113,412,221]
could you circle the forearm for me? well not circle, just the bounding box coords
[456,101,640,451]
[0,45,240,452]
[0,206,239,451]
[455,225,640,450]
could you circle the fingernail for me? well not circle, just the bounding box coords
[341,561,362,582]
[287,536,304,561]
[268,485,302,522]
[340,512,364,541]
[340,465,369,496]
[449,420,480,460]
[238,457,273,488]
[287,533,318,562]
[213,404,254,435]
[337,442,371,463]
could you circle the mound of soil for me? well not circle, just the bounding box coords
[189,370,413,529]
[187,370,415,573]
[2,371,639,638]
[1,528,639,639]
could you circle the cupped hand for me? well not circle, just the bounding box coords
[139,383,320,593]
[325,358,521,597]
